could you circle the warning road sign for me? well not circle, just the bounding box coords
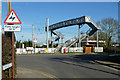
[4,9,22,24]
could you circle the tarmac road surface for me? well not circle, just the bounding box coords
[16,54,120,79]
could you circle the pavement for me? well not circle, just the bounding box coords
[16,54,120,79]
[17,67,57,78]
[93,60,120,71]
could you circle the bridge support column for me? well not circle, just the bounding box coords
[76,43,77,47]
[78,25,81,47]
[47,17,49,49]
[97,30,99,47]
[51,31,53,48]
[61,38,63,44]
[58,39,59,45]
[86,36,89,45]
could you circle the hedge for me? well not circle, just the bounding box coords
[2,34,16,78]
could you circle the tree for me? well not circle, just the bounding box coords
[93,30,106,41]
[16,40,32,48]
[94,17,118,47]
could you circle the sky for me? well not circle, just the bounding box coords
[2,0,120,2]
[2,2,118,43]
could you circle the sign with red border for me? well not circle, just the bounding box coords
[34,38,37,43]
[4,9,22,24]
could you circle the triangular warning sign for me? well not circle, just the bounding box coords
[4,9,22,24]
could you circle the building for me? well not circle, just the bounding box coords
[81,37,105,47]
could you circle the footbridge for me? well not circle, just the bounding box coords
[45,16,101,52]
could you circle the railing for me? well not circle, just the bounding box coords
[89,18,101,30]
[56,43,64,53]
[67,38,78,48]
[86,28,91,35]
[2,63,12,79]
[52,31,64,39]
[64,34,87,48]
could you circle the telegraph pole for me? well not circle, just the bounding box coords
[32,24,34,47]
[5,0,12,40]
[7,0,15,78]
[7,0,11,15]
[47,18,49,49]
[0,0,2,79]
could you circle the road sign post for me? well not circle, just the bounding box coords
[4,9,21,79]
[11,25,15,78]
[34,38,37,53]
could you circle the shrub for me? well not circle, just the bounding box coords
[104,46,120,54]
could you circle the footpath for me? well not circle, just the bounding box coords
[16,67,57,79]
[94,60,120,71]
[17,67,47,78]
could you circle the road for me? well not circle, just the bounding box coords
[16,54,119,79]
